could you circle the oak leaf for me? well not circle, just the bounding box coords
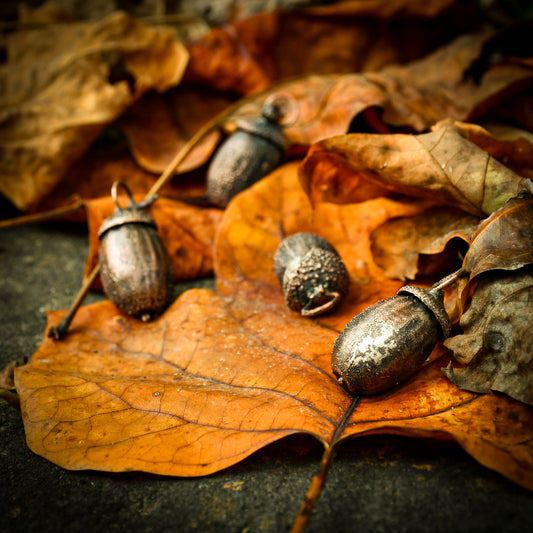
[300,121,530,215]
[83,195,223,287]
[444,268,533,406]
[15,163,533,491]
[0,11,189,211]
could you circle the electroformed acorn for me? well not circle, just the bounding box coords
[98,181,174,322]
[206,101,287,207]
[274,232,350,317]
[332,285,451,395]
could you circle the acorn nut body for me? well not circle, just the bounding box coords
[206,102,287,208]
[332,286,450,395]
[98,182,174,322]
[274,233,349,317]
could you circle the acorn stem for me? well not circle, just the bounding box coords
[47,264,100,340]
[431,268,468,291]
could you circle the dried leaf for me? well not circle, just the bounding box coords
[370,207,479,281]
[184,5,473,93]
[457,121,533,181]
[122,7,498,174]
[117,88,226,174]
[300,121,530,215]
[83,195,223,287]
[0,12,189,211]
[444,268,533,406]
[15,163,533,490]
[0,360,20,390]
[462,193,533,281]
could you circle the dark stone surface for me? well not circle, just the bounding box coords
[1,221,533,533]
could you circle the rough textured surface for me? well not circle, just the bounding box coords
[1,207,533,532]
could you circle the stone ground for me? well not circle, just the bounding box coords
[1,199,533,533]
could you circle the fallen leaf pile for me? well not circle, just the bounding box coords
[2,0,533,528]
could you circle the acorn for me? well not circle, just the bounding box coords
[206,101,287,208]
[98,181,174,322]
[332,286,451,395]
[274,233,350,317]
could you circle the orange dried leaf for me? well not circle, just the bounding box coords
[15,162,533,490]
[84,196,223,286]
[300,121,530,215]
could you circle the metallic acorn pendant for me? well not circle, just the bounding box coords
[98,181,174,322]
[274,233,350,317]
[206,101,287,208]
[332,286,451,395]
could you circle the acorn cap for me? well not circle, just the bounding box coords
[397,286,451,338]
[235,103,287,151]
[98,208,157,239]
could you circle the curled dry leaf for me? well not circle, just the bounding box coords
[462,193,533,280]
[444,268,533,406]
[456,122,533,181]
[15,163,533,490]
[117,88,226,174]
[300,120,530,215]
[84,195,223,288]
[370,207,479,281]
[0,11,189,211]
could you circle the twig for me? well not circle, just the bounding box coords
[0,198,85,230]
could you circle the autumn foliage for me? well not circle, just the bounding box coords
[3,0,533,511]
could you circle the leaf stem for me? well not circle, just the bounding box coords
[291,443,335,533]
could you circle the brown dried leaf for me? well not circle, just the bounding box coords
[370,207,479,281]
[122,6,493,174]
[456,122,533,181]
[84,195,223,287]
[463,193,533,280]
[444,268,533,406]
[0,360,20,390]
[300,121,530,215]
[0,12,189,211]
[14,163,533,490]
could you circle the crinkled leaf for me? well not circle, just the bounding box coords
[444,268,533,406]
[300,120,530,215]
[370,207,479,281]
[463,193,533,280]
[15,163,533,490]
[456,122,533,181]
[0,11,188,211]
[123,9,512,174]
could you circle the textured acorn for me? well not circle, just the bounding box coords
[332,286,451,395]
[274,232,350,317]
[206,102,287,208]
[98,182,174,322]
